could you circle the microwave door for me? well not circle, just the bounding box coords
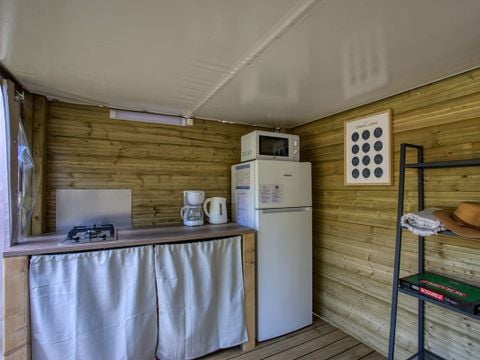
[259,135,289,158]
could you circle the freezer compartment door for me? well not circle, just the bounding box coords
[255,160,311,209]
[256,207,312,341]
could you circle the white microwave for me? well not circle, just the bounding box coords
[241,130,300,162]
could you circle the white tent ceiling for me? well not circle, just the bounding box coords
[1,0,480,128]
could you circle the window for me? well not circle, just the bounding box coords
[1,79,34,245]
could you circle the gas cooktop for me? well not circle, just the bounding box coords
[62,224,116,244]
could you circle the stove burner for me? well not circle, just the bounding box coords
[64,224,116,244]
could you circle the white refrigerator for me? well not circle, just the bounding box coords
[231,160,312,341]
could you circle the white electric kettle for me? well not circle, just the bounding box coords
[203,197,228,224]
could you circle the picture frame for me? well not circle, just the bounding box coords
[344,110,392,185]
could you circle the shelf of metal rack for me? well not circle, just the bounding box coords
[398,286,480,321]
[405,349,446,360]
[387,143,480,360]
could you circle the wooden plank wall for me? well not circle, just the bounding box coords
[293,68,480,359]
[21,93,49,236]
[45,102,262,231]
[31,96,48,235]
[3,257,29,360]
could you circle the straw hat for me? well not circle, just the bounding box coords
[433,202,480,239]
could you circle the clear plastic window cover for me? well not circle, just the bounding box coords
[18,120,35,240]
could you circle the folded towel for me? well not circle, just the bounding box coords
[401,208,447,236]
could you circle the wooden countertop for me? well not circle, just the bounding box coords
[3,223,255,257]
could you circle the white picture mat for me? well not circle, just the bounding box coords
[344,110,392,185]
[56,189,131,231]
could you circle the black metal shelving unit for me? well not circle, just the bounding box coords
[387,143,480,360]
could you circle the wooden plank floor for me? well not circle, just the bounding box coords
[203,318,385,360]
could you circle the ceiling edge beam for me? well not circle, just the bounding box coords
[188,0,319,117]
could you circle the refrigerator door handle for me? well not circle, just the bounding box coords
[260,207,311,214]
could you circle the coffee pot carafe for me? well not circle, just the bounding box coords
[181,190,205,226]
[180,206,204,226]
[203,197,228,224]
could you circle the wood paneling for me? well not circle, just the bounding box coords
[242,232,256,351]
[293,68,480,359]
[3,256,29,360]
[21,92,33,149]
[205,317,383,360]
[31,96,48,235]
[45,102,262,231]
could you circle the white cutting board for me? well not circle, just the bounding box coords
[56,189,132,231]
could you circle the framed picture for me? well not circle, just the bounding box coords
[344,110,392,185]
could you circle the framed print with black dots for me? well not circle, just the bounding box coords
[344,110,392,185]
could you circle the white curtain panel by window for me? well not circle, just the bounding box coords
[155,236,247,359]
[29,246,157,360]
[0,79,10,359]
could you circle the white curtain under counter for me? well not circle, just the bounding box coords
[28,235,251,360]
[156,237,247,359]
[29,246,158,359]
